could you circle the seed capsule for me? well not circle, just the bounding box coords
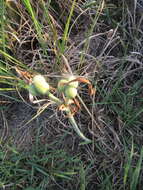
[58,79,68,92]
[28,84,39,96]
[65,86,77,99]
[68,76,78,88]
[33,75,49,95]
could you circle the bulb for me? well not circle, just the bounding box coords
[58,79,69,92]
[65,86,77,99]
[28,84,39,96]
[67,75,78,88]
[33,75,49,95]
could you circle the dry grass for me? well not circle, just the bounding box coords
[0,0,143,189]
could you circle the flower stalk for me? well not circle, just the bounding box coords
[47,92,91,143]
[29,74,92,143]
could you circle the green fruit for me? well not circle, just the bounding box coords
[67,75,78,88]
[65,86,77,99]
[58,79,68,92]
[28,84,39,96]
[33,75,49,95]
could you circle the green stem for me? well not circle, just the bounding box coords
[48,92,62,105]
[47,92,91,143]
[67,109,91,143]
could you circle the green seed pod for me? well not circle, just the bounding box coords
[28,84,39,96]
[58,79,68,92]
[65,86,77,99]
[33,75,49,95]
[67,75,78,88]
